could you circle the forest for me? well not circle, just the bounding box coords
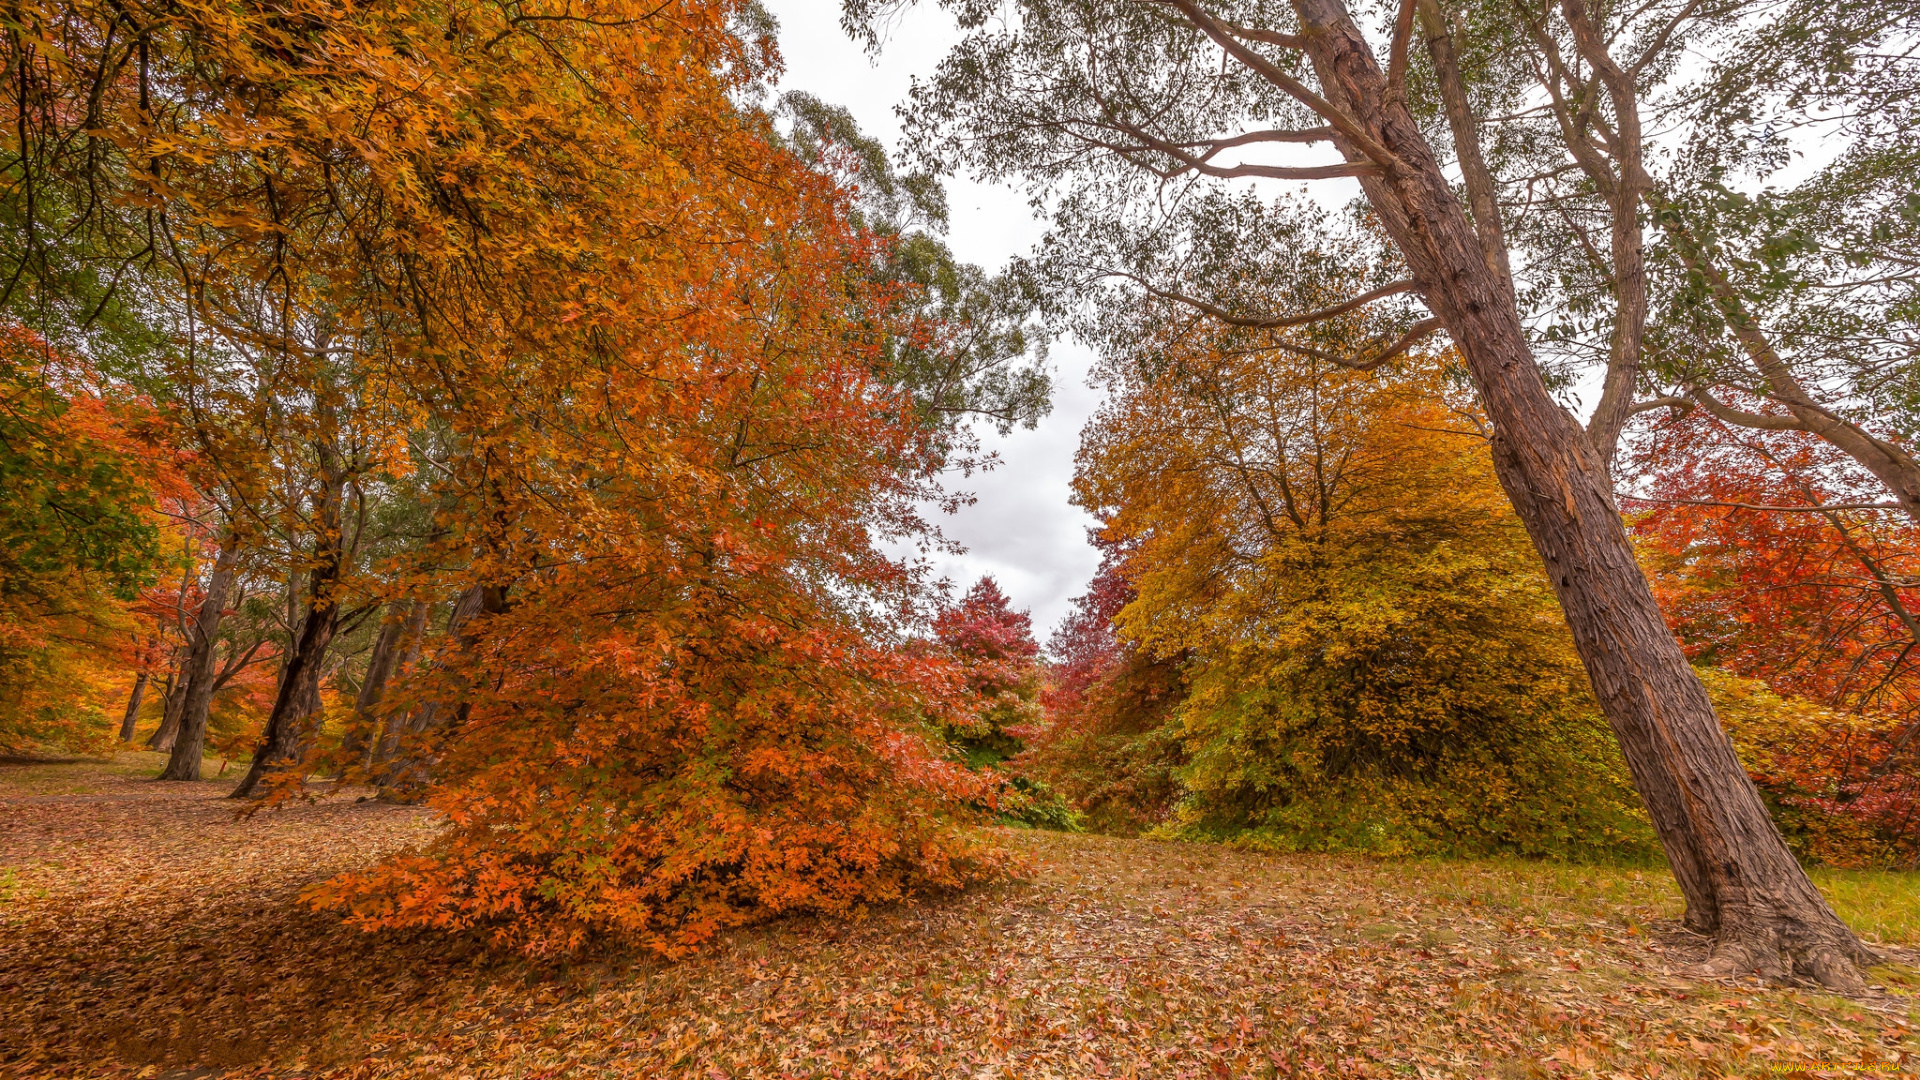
[0,0,1916,1074]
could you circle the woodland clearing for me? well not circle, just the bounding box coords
[0,755,1915,1080]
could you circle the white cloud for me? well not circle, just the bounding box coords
[763,0,1104,637]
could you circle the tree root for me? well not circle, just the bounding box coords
[1700,924,1880,994]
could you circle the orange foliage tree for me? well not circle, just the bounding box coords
[8,0,1028,950]
[0,325,182,749]
[238,0,1011,953]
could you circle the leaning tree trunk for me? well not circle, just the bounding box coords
[117,669,150,743]
[159,541,242,782]
[336,601,413,773]
[146,671,185,751]
[375,584,506,801]
[370,599,432,770]
[1291,0,1874,989]
[231,474,345,799]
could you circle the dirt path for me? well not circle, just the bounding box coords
[0,760,1913,1078]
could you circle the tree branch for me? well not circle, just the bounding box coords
[1269,317,1447,371]
[1386,0,1417,97]
[1627,395,1693,416]
[1217,20,1309,49]
[1104,273,1419,329]
[1155,0,1404,170]
[1689,387,1809,431]
[1620,495,1906,514]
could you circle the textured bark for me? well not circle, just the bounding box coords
[117,670,149,743]
[1413,0,1509,287]
[1279,0,1875,989]
[337,601,412,772]
[159,542,241,782]
[1558,0,1649,470]
[231,472,345,800]
[145,670,184,751]
[370,599,432,769]
[375,584,506,800]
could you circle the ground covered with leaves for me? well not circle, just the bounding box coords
[1,756,1916,1079]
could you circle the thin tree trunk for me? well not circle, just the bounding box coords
[375,585,506,800]
[337,601,410,773]
[159,541,241,781]
[118,670,150,743]
[371,599,432,769]
[232,470,346,799]
[1285,0,1874,989]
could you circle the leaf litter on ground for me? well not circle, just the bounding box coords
[0,756,1914,1079]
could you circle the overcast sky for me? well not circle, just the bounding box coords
[759,0,1106,640]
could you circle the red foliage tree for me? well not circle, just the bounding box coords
[930,577,1042,765]
[1631,405,1920,864]
[1019,550,1187,835]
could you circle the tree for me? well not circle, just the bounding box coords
[1074,338,1652,857]
[1023,550,1188,834]
[1632,2,1920,516]
[0,325,171,750]
[931,577,1043,766]
[867,0,1883,987]
[5,0,1050,952]
[304,138,1009,954]
[1631,407,1920,865]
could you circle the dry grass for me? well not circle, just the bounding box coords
[0,757,1914,1079]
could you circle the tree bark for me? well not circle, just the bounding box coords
[1284,0,1874,989]
[375,585,505,800]
[230,477,346,800]
[159,541,241,781]
[117,669,150,743]
[337,600,413,773]
[145,669,184,751]
[371,599,432,769]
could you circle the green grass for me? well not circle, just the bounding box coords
[0,749,230,795]
[1811,867,1920,946]
[1241,851,1920,947]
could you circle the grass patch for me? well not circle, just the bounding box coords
[1812,867,1920,947]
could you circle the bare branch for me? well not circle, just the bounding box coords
[1627,395,1693,416]
[1270,317,1447,371]
[1193,126,1339,151]
[1218,21,1309,49]
[1386,0,1417,96]
[1629,0,1709,76]
[1155,0,1404,170]
[1104,273,1419,329]
[1689,386,1810,431]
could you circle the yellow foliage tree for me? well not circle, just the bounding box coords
[1076,341,1656,859]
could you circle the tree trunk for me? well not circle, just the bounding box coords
[336,601,411,774]
[146,666,185,751]
[118,670,150,743]
[159,541,241,782]
[375,585,505,800]
[231,473,345,799]
[1290,0,1874,989]
[371,599,432,769]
